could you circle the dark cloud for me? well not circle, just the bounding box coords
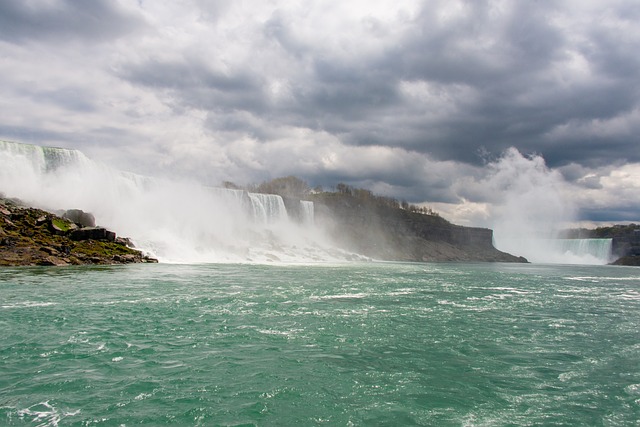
[1,0,638,225]
[580,206,639,223]
[121,58,267,116]
[0,0,143,43]
[116,0,639,171]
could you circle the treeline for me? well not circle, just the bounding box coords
[334,183,440,217]
[221,176,440,217]
[223,176,313,200]
[222,176,440,217]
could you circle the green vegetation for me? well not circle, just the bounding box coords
[253,176,312,200]
[51,218,72,231]
[331,183,440,216]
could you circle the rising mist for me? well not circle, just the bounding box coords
[483,148,611,264]
[0,141,342,263]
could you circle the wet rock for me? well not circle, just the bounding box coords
[113,254,138,263]
[40,246,60,256]
[37,256,69,266]
[36,215,48,226]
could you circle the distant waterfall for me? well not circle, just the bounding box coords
[0,140,90,172]
[300,200,314,225]
[247,193,288,224]
[556,238,613,264]
[494,234,614,265]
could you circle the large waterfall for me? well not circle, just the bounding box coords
[0,140,333,263]
[556,238,613,264]
[248,193,288,224]
[494,235,614,265]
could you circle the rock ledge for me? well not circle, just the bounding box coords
[0,198,157,266]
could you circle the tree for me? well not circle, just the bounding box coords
[255,176,311,199]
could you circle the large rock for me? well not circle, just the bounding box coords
[48,218,78,235]
[63,209,96,227]
[69,227,116,242]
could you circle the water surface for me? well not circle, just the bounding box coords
[1,262,639,425]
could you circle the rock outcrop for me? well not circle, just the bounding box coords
[0,198,157,266]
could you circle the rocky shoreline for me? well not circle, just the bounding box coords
[0,198,157,266]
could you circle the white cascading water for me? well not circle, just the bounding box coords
[247,193,288,224]
[0,140,344,263]
[555,238,613,264]
[494,236,613,265]
[300,200,315,225]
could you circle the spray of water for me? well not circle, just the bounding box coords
[485,148,611,264]
[0,141,338,263]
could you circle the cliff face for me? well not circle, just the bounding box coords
[312,193,527,263]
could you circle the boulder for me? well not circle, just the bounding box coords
[37,256,69,266]
[115,236,135,247]
[69,227,116,242]
[63,209,96,228]
[40,246,60,256]
[48,218,78,235]
[113,254,138,263]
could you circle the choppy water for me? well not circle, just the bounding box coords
[1,262,639,426]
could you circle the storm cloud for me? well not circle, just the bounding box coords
[0,0,638,226]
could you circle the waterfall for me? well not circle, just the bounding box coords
[247,193,288,224]
[0,140,89,172]
[494,235,613,265]
[0,140,337,263]
[556,238,613,264]
[300,200,315,225]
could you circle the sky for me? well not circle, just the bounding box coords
[1,0,638,228]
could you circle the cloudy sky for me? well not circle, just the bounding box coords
[1,0,638,228]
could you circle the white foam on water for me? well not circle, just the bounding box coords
[16,401,80,427]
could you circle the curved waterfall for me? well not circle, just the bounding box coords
[494,235,614,265]
[556,238,613,264]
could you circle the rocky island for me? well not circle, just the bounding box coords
[0,197,157,266]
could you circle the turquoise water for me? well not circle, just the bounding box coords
[1,262,639,426]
